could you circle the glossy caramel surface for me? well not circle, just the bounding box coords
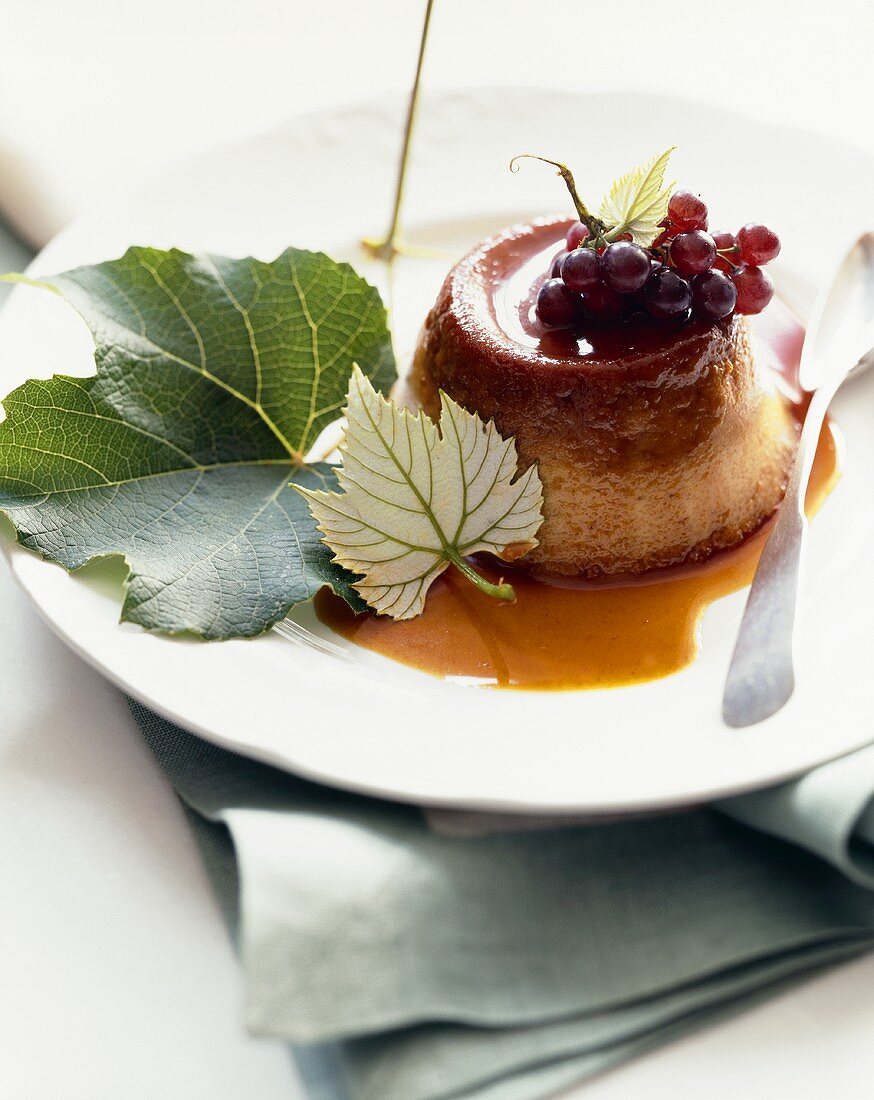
[411,217,743,455]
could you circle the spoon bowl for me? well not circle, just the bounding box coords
[800,232,874,390]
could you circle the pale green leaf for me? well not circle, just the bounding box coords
[299,366,544,620]
[0,247,393,638]
[598,147,677,247]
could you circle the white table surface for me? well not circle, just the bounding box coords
[1,1,873,1096]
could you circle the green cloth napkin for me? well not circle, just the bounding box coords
[129,701,874,1100]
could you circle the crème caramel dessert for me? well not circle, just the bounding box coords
[411,217,798,578]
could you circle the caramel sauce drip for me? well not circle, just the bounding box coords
[315,419,839,690]
[315,300,842,691]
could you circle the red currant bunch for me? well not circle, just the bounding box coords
[536,192,780,329]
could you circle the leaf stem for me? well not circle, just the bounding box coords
[0,272,61,295]
[448,552,516,603]
[362,0,434,262]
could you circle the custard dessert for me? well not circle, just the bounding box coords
[411,217,798,578]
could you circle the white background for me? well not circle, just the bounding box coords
[1,1,873,1097]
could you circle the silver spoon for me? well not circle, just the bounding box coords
[722,232,874,728]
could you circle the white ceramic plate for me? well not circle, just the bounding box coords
[2,88,873,814]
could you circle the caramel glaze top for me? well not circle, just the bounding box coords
[411,216,753,471]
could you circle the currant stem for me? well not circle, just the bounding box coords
[449,552,516,603]
[715,247,742,272]
[509,154,604,239]
[362,0,434,262]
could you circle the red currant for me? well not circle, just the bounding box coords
[731,265,774,315]
[667,190,708,232]
[736,224,781,266]
[565,221,590,250]
[711,231,738,273]
[536,278,582,327]
[712,231,736,251]
[691,270,737,321]
[641,269,692,320]
[601,242,650,294]
[550,250,569,278]
[561,248,601,293]
[670,231,717,276]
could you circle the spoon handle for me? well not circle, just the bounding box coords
[722,384,833,727]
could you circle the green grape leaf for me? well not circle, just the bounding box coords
[0,247,393,638]
[299,366,544,620]
[598,147,677,247]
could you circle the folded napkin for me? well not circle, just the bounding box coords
[130,700,874,1100]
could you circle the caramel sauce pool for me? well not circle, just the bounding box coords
[315,304,842,690]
